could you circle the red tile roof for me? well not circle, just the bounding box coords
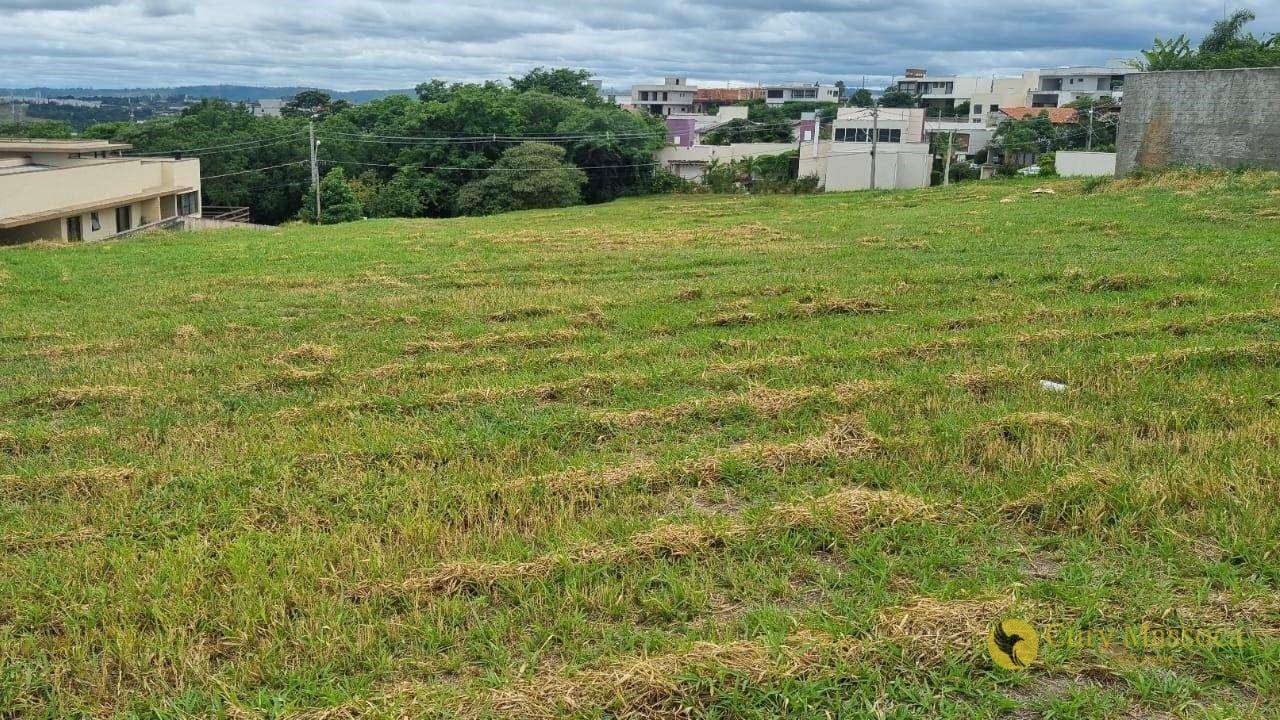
[999,106,1080,124]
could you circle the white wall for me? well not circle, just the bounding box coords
[799,140,932,191]
[1056,151,1116,177]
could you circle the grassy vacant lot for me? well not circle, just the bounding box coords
[1,171,1278,718]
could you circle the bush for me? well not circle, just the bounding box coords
[648,170,693,194]
[300,167,363,224]
[456,143,587,216]
[1037,152,1058,177]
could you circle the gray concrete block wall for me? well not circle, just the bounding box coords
[1116,67,1280,175]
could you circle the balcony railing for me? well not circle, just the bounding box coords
[202,206,251,223]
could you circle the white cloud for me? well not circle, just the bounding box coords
[5,0,1278,89]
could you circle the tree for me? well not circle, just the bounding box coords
[455,143,586,216]
[1133,8,1279,70]
[414,80,454,103]
[850,89,874,108]
[878,89,918,108]
[1200,9,1258,54]
[509,67,599,103]
[702,118,791,145]
[301,167,363,223]
[0,119,75,138]
[556,106,665,202]
[282,90,350,118]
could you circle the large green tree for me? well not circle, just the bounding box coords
[300,167,363,223]
[455,143,586,216]
[509,67,600,103]
[1133,8,1279,70]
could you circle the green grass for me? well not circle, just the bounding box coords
[1,170,1278,719]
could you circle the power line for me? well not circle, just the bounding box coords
[201,160,308,180]
[127,130,310,157]
[320,158,662,172]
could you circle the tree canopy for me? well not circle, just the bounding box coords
[455,143,587,216]
[1133,9,1279,70]
[75,71,666,224]
[877,89,918,108]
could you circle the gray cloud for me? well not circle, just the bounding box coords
[4,0,1278,90]
[139,0,191,17]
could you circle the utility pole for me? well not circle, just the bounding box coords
[943,129,954,186]
[309,115,322,224]
[1085,106,1095,151]
[869,103,879,190]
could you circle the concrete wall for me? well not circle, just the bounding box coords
[1117,68,1280,175]
[798,140,932,191]
[1056,151,1117,177]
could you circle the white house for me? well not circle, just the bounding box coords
[893,70,980,112]
[761,83,842,105]
[925,119,994,160]
[806,107,933,190]
[630,77,698,116]
[1030,66,1125,107]
[969,71,1040,124]
[0,138,201,244]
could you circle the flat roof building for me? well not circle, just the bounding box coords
[0,138,201,245]
[630,77,698,116]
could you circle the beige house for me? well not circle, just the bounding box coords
[0,138,200,244]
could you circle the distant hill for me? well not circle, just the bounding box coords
[7,85,415,103]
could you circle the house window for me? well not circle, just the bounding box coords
[766,89,784,99]
[973,104,983,114]
[990,104,999,112]
[855,128,868,142]
[90,212,101,231]
[178,191,198,215]
[834,128,845,141]
[67,216,82,242]
[115,206,132,232]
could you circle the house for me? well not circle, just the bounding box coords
[761,83,841,105]
[0,138,200,244]
[925,119,994,160]
[252,99,285,117]
[664,106,751,148]
[630,77,698,116]
[969,71,1040,124]
[806,106,933,190]
[893,69,979,112]
[1030,66,1125,107]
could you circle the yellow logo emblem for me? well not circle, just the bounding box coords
[988,618,1038,670]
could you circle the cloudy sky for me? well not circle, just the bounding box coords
[6,0,1279,90]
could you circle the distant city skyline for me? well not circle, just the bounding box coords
[5,0,1277,91]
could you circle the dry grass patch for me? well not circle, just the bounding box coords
[946,365,1030,398]
[44,385,140,408]
[791,297,889,317]
[869,337,972,361]
[490,631,860,719]
[876,595,1013,665]
[405,328,579,353]
[276,343,340,364]
[487,306,559,322]
[1,466,137,502]
[967,411,1093,468]
[592,385,850,430]
[769,487,933,534]
[1130,341,1280,371]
